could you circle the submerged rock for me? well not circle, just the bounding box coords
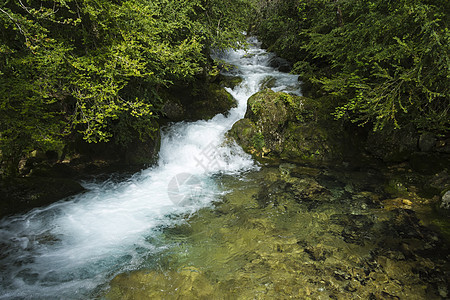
[107,268,215,299]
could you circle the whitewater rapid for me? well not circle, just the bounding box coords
[0,37,301,299]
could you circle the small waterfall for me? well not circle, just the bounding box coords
[0,37,301,299]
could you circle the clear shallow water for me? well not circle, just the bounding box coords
[0,38,302,299]
[107,165,450,299]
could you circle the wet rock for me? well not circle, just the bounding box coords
[162,81,237,122]
[331,214,374,245]
[268,56,292,72]
[228,89,354,162]
[256,180,291,207]
[123,136,160,166]
[161,99,185,120]
[107,268,215,299]
[290,165,321,178]
[255,174,329,209]
[377,256,412,280]
[218,74,243,89]
[227,118,258,154]
[351,192,382,210]
[104,163,450,300]
[333,269,352,281]
[345,280,361,292]
[290,177,329,202]
[278,163,296,176]
[418,132,437,152]
[382,198,413,211]
[260,76,277,89]
[440,190,450,211]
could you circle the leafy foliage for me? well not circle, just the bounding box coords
[254,0,449,133]
[0,0,251,174]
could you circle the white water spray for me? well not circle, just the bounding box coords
[0,37,301,299]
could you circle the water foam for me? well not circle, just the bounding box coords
[0,38,302,299]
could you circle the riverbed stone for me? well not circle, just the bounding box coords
[107,268,215,299]
[105,163,450,300]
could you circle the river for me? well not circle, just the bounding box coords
[0,37,303,299]
[2,38,449,300]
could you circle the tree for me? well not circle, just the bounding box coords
[254,0,450,133]
[0,0,251,175]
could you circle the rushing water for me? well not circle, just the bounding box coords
[0,38,302,299]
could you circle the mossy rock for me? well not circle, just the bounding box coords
[229,89,350,162]
[218,74,243,89]
[246,89,291,128]
[229,118,258,153]
[162,81,237,122]
[191,83,237,120]
[281,122,332,161]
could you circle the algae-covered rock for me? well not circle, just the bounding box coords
[191,83,236,120]
[227,118,259,154]
[229,89,351,162]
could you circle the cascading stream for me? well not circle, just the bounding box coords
[0,37,301,299]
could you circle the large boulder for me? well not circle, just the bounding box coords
[228,89,354,162]
[161,81,237,122]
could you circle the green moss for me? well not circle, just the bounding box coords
[252,132,266,151]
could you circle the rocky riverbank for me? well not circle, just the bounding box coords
[228,89,450,216]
